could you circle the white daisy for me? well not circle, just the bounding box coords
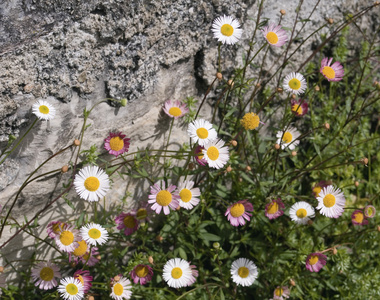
[80,223,109,246]
[176,180,201,210]
[187,119,218,146]
[316,185,346,218]
[110,276,132,300]
[283,72,307,95]
[230,258,258,287]
[211,15,243,45]
[163,258,195,288]
[202,139,229,169]
[276,127,300,150]
[57,277,84,300]
[32,100,56,120]
[31,261,61,290]
[55,224,81,253]
[289,201,315,225]
[74,165,110,202]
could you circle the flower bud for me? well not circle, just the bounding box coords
[291,94,297,99]
[327,18,334,24]
[87,296,95,300]
[226,166,232,172]
[227,79,234,87]
[355,181,359,187]
[374,1,380,6]
[324,123,330,130]
[231,140,238,147]
[361,157,369,166]
[148,256,154,264]
[290,279,296,286]
[114,275,121,282]
[377,225,380,232]
[120,98,127,107]
[275,143,280,150]
[188,162,195,170]
[314,85,320,91]
[332,247,338,255]
[70,262,76,268]
[0,266,3,273]
[96,255,101,260]
[291,151,297,156]
[216,72,223,80]
[280,9,286,15]
[277,87,283,93]
[73,139,81,146]
[213,242,220,249]
[246,166,252,172]
[176,205,181,211]
[61,165,69,173]
[156,235,163,242]
[256,82,261,88]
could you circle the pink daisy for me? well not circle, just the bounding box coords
[115,213,139,236]
[364,205,376,218]
[74,269,93,294]
[265,198,285,220]
[70,243,100,267]
[351,210,368,226]
[54,224,81,253]
[104,132,130,157]
[133,203,152,222]
[290,99,308,116]
[148,181,180,215]
[130,264,154,285]
[194,145,207,166]
[320,57,344,82]
[31,261,61,290]
[225,200,253,226]
[163,100,189,119]
[305,252,327,272]
[272,286,290,299]
[46,221,67,239]
[262,24,288,47]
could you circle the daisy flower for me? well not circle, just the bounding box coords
[320,57,344,82]
[32,100,56,120]
[289,201,315,225]
[316,185,346,218]
[31,261,61,290]
[211,15,243,45]
[240,112,261,130]
[79,247,100,267]
[110,276,132,300]
[69,240,89,263]
[202,139,229,169]
[305,252,327,272]
[230,258,258,287]
[73,270,93,294]
[55,224,81,253]
[364,205,376,218]
[276,127,300,150]
[163,100,189,119]
[80,223,109,246]
[134,203,152,221]
[46,221,67,239]
[262,24,288,47]
[176,180,201,210]
[148,181,179,215]
[115,213,139,236]
[187,119,218,146]
[351,210,368,226]
[273,286,290,299]
[225,200,253,227]
[104,132,130,157]
[290,99,308,116]
[130,264,154,285]
[194,145,207,166]
[265,198,285,220]
[57,277,84,300]
[312,180,330,197]
[74,165,110,202]
[163,258,197,288]
[283,72,307,95]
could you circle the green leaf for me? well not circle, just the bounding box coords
[200,232,221,242]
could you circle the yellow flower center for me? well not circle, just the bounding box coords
[88,228,101,239]
[296,208,307,218]
[39,105,50,114]
[156,190,172,206]
[109,136,124,152]
[84,176,100,192]
[322,66,335,79]
[113,283,124,296]
[238,266,249,278]
[288,78,301,90]
[73,240,88,257]
[221,24,234,36]
[267,202,279,214]
[168,107,182,117]
[206,146,219,161]
[241,113,260,130]
[75,274,84,286]
[196,128,209,139]
[135,265,149,278]
[40,267,54,281]
[313,186,322,196]
[171,267,183,279]
[66,283,79,295]
[275,288,283,296]
[230,203,245,218]
[123,215,136,228]
[291,104,303,115]
[60,231,74,246]
[282,132,293,143]
[309,255,319,265]
[179,188,192,203]
[266,32,279,44]
[136,208,148,219]
[323,194,336,208]
[353,212,364,224]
